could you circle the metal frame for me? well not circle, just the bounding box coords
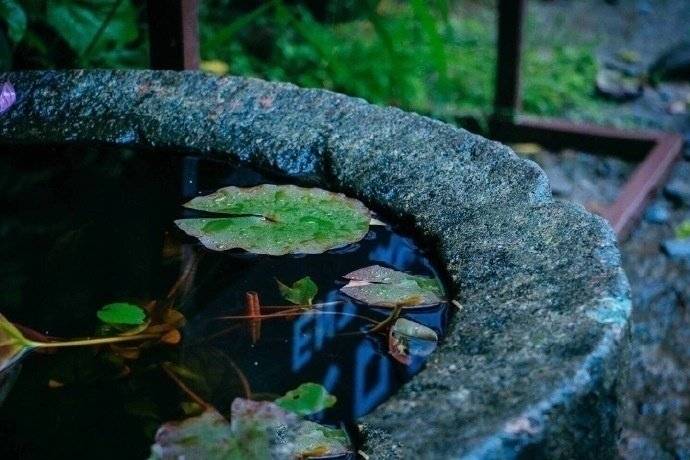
[144,0,684,240]
[491,0,683,240]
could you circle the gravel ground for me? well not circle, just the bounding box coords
[515,147,635,211]
[617,159,690,460]
[528,0,690,132]
[518,148,690,460]
[519,2,690,457]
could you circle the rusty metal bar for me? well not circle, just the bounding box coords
[146,0,199,70]
[602,133,683,238]
[489,117,683,239]
[487,0,684,240]
[489,117,657,160]
[494,0,526,119]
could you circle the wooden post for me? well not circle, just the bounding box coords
[146,0,200,70]
[493,0,526,120]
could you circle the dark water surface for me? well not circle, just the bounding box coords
[0,145,450,459]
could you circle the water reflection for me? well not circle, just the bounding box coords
[0,150,450,458]
[186,221,449,423]
[177,155,450,422]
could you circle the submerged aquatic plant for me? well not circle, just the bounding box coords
[0,313,166,374]
[175,184,371,255]
[149,398,351,460]
[150,377,350,460]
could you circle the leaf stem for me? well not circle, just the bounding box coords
[259,300,344,309]
[28,333,161,349]
[367,304,403,334]
[161,362,211,410]
[228,358,252,400]
[216,310,380,324]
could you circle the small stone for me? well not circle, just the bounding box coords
[644,202,670,224]
[596,68,643,101]
[664,179,690,205]
[661,239,690,260]
[667,100,687,115]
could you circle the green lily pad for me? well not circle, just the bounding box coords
[149,398,351,460]
[174,184,371,255]
[277,276,318,306]
[340,265,444,308]
[97,303,146,326]
[275,382,337,416]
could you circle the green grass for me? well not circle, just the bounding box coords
[199,0,607,124]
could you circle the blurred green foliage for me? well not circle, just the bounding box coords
[0,0,602,122]
[0,0,147,68]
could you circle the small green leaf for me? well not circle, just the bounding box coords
[276,276,318,306]
[0,0,27,44]
[97,303,146,325]
[675,219,690,239]
[275,382,336,416]
[340,265,444,308]
[175,184,371,255]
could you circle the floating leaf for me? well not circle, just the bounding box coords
[149,398,351,460]
[174,184,371,255]
[97,303,147,326]
[388,318,438,365]
[275,382,336,416]
[0,313,33,373]
[277,276,318,306]
[149,408,241,460]
[340,265,444,308]
[0,81,16,114]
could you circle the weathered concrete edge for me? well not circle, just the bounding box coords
[0,70,631,459]
[462,303,629,460]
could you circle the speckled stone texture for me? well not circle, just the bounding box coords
[0,70,630,459]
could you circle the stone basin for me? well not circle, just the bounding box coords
[0,70,630,459]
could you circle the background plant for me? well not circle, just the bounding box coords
[0,0,605,123]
